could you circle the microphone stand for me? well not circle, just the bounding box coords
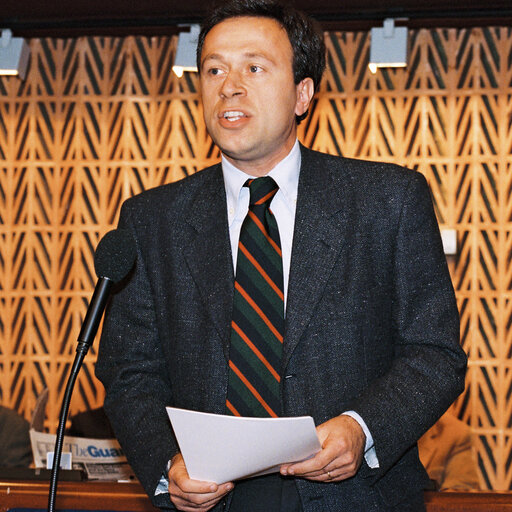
[47,278,113,512]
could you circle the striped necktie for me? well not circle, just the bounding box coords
[226,177,284,418]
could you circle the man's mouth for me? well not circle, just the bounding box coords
[222,111,247,122]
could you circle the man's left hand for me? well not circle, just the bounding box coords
[280,415,366,482]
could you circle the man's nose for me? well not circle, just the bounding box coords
[220,71,245,98]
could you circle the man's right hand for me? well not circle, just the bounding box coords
[168,453,234,511]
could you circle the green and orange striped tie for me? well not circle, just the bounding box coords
[226,177,284,418]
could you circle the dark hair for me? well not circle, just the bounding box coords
[196,0,326,123]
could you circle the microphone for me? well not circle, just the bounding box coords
[77,228,137,354]
[48,228,136,512]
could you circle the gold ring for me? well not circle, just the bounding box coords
[327,471,332,479]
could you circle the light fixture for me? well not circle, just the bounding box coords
[369,19,407,74]
[0,29,30,80]
[172,25,200,78]
[441,229,457,255]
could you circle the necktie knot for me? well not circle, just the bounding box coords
[246,177,279,207]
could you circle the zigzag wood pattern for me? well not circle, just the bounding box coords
[0,26,511,489]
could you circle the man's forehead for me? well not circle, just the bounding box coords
[200,16,292,61]
[208,14,285,32]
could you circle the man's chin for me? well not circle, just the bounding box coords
[217,145,255,164]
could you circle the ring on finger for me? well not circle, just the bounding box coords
[327,471,332,479]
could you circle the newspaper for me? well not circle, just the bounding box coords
[30,429,135,481]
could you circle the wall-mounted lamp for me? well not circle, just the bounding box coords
[441,229,457,256]
[369,19,407,74]
[172,25,200,78]
[0,29,30,80]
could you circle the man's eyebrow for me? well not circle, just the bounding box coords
[202,53,223,64]
[201,51,276,68]
[243,52,275,63]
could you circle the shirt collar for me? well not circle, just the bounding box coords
[222,139,301,215]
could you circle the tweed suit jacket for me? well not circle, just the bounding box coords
[96,145,467,511]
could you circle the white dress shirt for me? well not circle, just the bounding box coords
[222,140,299,308]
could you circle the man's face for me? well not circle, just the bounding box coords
[199,16,313,176]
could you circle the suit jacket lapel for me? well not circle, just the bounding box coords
[183,165,234,361]
[180,152,353,368]
[283,147,352,370]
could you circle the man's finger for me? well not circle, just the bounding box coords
[281,441,339,475]
[173,476,219,494]
[169,454,220,493]
[170,481,233,502]
[168,453,233,510]
[170,484,233,512]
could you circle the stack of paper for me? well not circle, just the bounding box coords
[167,407,321,484]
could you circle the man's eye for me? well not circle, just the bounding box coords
[249,65,261,73]
[208,68,222,75]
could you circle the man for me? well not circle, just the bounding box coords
[96,1,467,510]
[0,405,32,467]
[418,411,479,491]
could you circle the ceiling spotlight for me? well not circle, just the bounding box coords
[172,25,200,78]
[369,19,408,74]
[0,29,30,80]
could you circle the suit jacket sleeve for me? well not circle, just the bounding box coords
[95,201,176,509]
[351,172,466,479]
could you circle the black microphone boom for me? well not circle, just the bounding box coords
[48,228,136,512]
[77,229,137,353]
[76,279,113,354]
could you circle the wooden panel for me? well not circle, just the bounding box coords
[0,480,157,511]
[424,491,512,511]
[1,482,512,512]
[1,26,512,490]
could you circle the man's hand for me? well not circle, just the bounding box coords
[168,453,233,511]
[280,415,366,482]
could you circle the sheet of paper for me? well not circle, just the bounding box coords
[166,407,321,484]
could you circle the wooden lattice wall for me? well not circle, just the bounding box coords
[1,27,511,490]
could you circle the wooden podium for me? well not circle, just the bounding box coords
[0,480,158,511]
[2,480,512,512]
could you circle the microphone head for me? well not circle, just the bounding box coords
[94,228,137,283]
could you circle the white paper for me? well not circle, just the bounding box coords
[166,407,321,484]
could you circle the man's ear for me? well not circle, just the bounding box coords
[295,78,315,117]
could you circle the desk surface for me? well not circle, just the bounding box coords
[424,490,512,511]
[0,480,158,511]
[2,480,512,512]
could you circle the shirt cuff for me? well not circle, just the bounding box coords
[342,410,380,469]
[155,459,172,495]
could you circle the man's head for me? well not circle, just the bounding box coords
[197,0,326,124]
[197,1,325,175]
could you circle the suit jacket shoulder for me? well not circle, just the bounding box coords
[300,145,428,207]
[121,162,223,220]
